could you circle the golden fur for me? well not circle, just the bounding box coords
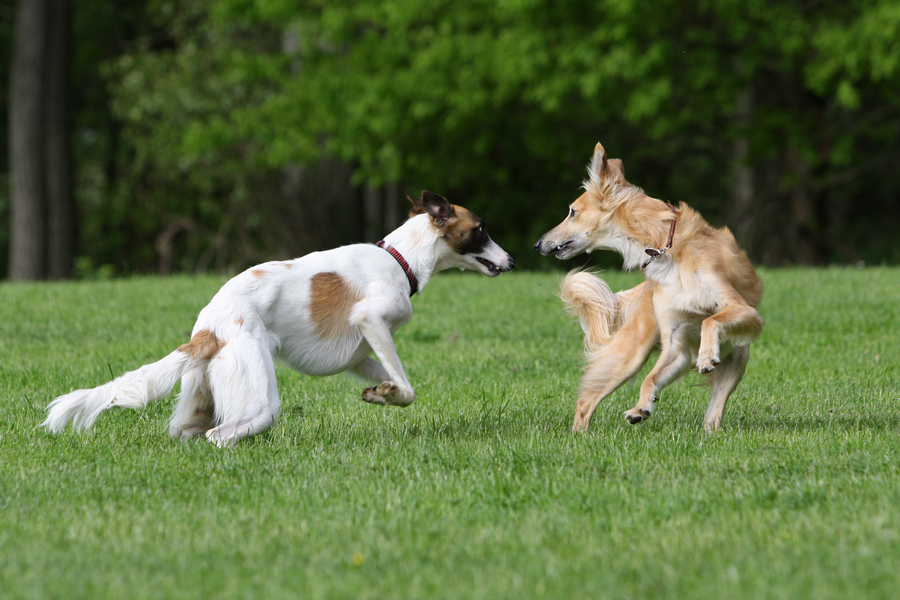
[536,143,764,432]
[177,329,225,360]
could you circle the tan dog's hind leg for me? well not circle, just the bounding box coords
[572,296,658,432]
[703,345,749,432]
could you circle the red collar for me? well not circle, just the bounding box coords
[376,240,418,296]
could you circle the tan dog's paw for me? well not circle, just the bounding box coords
[624,407,651,424]
[572,402,594,432]
[696,355,720,374]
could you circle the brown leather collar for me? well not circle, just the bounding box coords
[642,203,677,269]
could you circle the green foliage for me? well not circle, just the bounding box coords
[87,0,900,272]
[0,0,880,275]
[2,268,900,598]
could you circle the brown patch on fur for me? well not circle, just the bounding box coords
[235,316,244,326]
[441,205,483,253]
[281,263,293,269]
[251,269,265,278]
[178,329,225,360]
[309,272,363,340]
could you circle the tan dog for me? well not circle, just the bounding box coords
[535,143,764,432]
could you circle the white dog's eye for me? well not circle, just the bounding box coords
[568,208,576,219]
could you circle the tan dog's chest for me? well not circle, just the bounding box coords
[647,262,723,317]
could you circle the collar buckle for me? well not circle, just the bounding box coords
[641,203,678,269]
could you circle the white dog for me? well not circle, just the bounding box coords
[43,191,514,445]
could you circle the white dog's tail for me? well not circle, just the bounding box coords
[42,330,223,433]
[560,270,619,355]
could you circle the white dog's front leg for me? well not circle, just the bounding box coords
[347,356,391,383]
[351,308,415,407]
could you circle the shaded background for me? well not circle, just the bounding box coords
[3,0,900,280]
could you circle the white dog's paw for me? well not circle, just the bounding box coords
[696,355,720,374]
[361,384,390,405]
[623,406,652,424]
[169,424,211,441]
[362,382,413,407]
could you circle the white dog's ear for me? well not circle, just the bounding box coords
[419,190,456,230]
[407,194,425,216]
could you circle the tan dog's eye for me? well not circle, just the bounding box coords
[569,208,576,219]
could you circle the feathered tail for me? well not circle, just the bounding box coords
[42,330,223,433]
[559,270,649,356]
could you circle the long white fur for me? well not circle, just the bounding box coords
[42,211,512,446]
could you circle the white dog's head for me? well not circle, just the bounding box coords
[410,191,515,276]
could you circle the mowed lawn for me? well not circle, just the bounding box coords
[1,268,899,599]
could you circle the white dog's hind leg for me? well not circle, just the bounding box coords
[204,333,280,446]
[168,367,214,440]
[350,305,415,407]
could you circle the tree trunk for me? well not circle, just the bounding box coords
[363,182,403,242]
[8,0,49,281]
[280,157,363,256]
[729,87,754,248]
[45,0,75,279]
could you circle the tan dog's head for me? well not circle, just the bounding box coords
[533,143,630,260]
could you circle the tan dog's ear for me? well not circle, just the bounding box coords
[607,158,627,185]
[588,143,627,186]
[589,142,607,182]
[418,191,456,230]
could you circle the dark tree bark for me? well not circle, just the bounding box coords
[280,156,363,257]
[729,87,754,250]
[45,0,75,279]
[8,0,49,280]
[364,182,403,243]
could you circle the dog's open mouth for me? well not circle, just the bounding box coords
[475,257,501,275]
[549,240,572,256]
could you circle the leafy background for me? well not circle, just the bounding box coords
[3,0,900,275]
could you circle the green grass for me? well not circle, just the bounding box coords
[1,268,899,599]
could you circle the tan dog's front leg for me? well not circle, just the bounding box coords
[697,301,763,374]
[624,324,691,424]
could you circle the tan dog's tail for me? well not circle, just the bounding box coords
[560,270,650,357]
[560,270,619,355]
